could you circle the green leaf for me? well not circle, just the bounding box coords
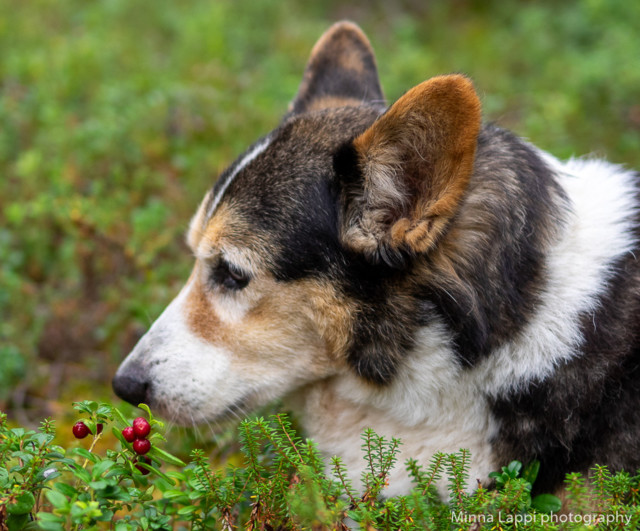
[105,465,130,478]
[89,479,109,490]
[44,452,66,460]
[40,470,61,484]
[7,491,36,515]
[96,509,114,522]
[37,512,66,523]
[70,447,98,463]
[54,482,79,497]
[108,489,133,502]
[91,459,116,479]
[73,401,98,414]
[0,467,9,487]
[506,460,522,477]
[37,521,65,531]
[522,460,540,485]
[532,493,563,514]
[147,446,186,467]
[112,407,130,428]
[83,419,98,436]
[71,466,91,484]
[111,426,129,447]
[139,462,176,485]
[114,521,131,531]
[11,451,34,463]
[7,513,30,531]
[148,432,167,443]
[137,403,153,422]
[165,470,187,482]
[96,404,113,417]
[45,489,68,509]
[163,489,188,499]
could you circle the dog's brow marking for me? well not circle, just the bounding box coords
[207,137,271,219]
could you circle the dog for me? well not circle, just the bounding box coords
[113,21,640,497]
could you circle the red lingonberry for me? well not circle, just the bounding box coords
[72,421,90,439]
[96,423,104,435]
[122,426,136,443]
[135,456,152,475]
[132,417,151,438]
[133,438,151,455]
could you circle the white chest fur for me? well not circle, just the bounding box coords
[290,325,498,498]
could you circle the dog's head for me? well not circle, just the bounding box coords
[112,22,481,424]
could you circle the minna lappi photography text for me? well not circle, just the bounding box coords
[451,510,634,527]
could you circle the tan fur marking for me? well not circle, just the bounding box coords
[305,95,364,112]
[185,258,353,377]
[186,192,211,252]
[346,75,482,256]
[198,203,235,252]
[404,219,432,248]
[195,203,273,267]
[390,218,412,242]
[230,281,333,375]
[308,21,372,74]
[186,266,223,342]
[307,22,370,73]
[304,280,356,361]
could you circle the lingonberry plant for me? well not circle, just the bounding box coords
[1,405,639,530]
[0,402,185,531]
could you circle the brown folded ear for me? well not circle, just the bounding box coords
[290,21,384,114]
[337,74,481,264]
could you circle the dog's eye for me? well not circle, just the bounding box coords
[210,259,250,291]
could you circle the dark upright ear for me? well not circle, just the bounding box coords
[336,74,481,264]
[289,21,384,114]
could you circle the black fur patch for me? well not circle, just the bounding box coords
[490,200,640,494]
[221,109,378,282]
[204,136,271,217]
[341,253,422,384]
[332,141,361,190]
[418,126,568,366]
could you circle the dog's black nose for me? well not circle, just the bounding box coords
[112,364,151,407]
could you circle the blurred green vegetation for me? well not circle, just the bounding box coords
[1,0,639,456]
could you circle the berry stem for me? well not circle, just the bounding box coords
[81,430,103,470]
[74,429,105,494]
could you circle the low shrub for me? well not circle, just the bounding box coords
[1,402,639,530]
